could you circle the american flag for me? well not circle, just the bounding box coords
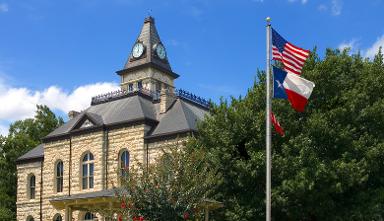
[272,28,310,75]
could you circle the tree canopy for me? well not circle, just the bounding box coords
[0,105,63,220]
[115,144,220,221]
[194,48,384,220]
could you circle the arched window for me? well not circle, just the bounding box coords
[56,160,64,192]
[29,175,35,199]
[84,212,95,220]
[27,215,34,221]
[120,150,130,177]
[82,152,94,189]
[53,214,62,221]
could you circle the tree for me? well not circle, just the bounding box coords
[194,48,384,220]
[0,105,63,220]
[113,143,220,221]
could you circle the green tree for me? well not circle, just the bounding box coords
[195,48,384,220]
[0,105,63,220]
[114,143,220,221]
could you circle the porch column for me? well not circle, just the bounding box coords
[65,205,72,221]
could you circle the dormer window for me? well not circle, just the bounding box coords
[80,119,93,128]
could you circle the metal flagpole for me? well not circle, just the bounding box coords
[265,16,272,221]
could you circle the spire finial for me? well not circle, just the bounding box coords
[147,9,152,17]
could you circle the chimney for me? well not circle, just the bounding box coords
[68,110,80,120]
[160,87,176,114]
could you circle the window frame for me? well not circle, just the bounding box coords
[81,152,95,190]
[55,160,64,193]
[84,212,95,220]
[28,174,36,199]
[119,149,130,179]
[53,213,62,221]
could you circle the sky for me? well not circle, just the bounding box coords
[0,0,383,135]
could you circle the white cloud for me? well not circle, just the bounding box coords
[318,4,328,12]
[338,39,359,52]
[0,124,8,136]
[331,0,342,16]
[365,35,384,59]
[0,80,119,135]
[288,0,308,4]
[0,3,8,13]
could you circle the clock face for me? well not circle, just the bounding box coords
[132,42,144,58]
[156,44,166,60]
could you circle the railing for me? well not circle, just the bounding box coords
[175,89,210,108]
[91,88,158,105]
[91,87,210,109]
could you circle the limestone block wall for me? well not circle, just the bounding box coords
[42,139,70,221]
[16,161,42,221]
[70,131,104,194]
[120,67,174,91]
[147,135,188,165]
[106,124,148,188]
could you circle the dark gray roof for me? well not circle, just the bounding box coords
[148,99,207,138]
[50,189,115,202]
[45,95,158,139]
[16,144,44,163]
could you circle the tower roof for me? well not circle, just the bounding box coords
[117,16,178,78]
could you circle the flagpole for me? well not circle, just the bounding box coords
[265,16,272,221]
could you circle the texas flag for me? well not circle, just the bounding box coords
[273,66,315,112]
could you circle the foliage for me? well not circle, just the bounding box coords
[194,48,384,220]
[0,105,63,220]
[115,142,220,221]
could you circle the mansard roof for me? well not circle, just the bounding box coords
[41,89,209,142]
[16,144,44,164]
[146,99,207,139]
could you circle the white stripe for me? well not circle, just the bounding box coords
[286,43,309,56]
[282,51,305,66]
[282,62,302,73]
[283,73,315,99]
[282,55,304,70]
[285,47,308,61]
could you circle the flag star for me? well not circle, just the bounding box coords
[276,80,283,88]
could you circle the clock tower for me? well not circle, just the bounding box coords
[116,16,179,94]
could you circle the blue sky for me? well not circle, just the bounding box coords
[0,0,383,135]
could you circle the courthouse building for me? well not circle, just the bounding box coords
[16,17,209,221]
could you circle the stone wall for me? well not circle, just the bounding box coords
[70,131,104,194]
[106,124,149,189]
[42,139,70,221]
[16,161,42,221]
[147,135,188,165]
[16,123,190,221]
[120,67,174,91]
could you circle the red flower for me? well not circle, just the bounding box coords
[120,200,126,209]
[183,212,190,220]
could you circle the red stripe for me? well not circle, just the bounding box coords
[284,48,307,63]
[284,89,309,112]
[270,112,285,136]
[286,43,310,55]
[282,56,303,70]
[282,50,305,65]
[283,65,301,75]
